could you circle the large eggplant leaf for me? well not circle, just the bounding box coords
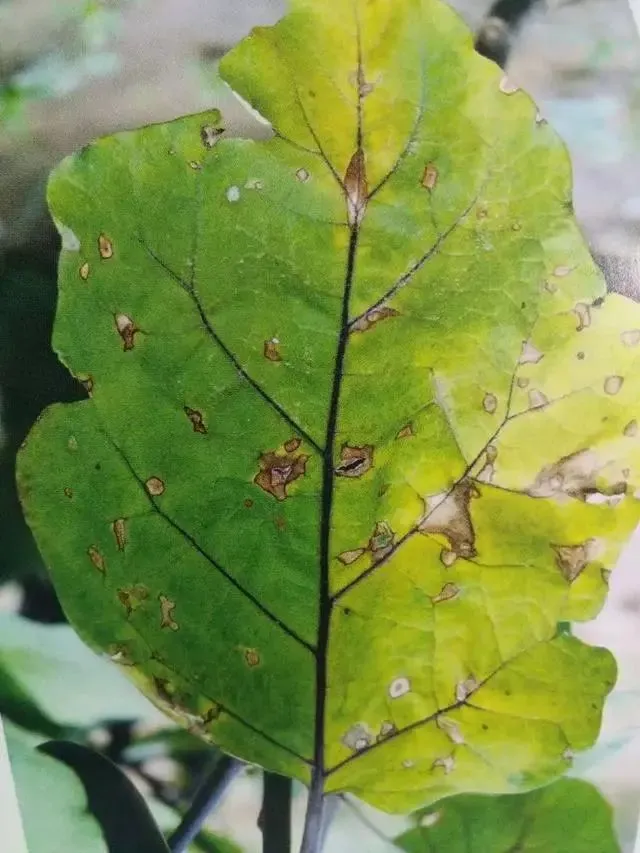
[17,0,640,812]
[395,778,620,852]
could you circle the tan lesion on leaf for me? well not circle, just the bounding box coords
[344,147,368,227]
[483,392,498,414]
[573,302,591,331]
[108,643,135,666]
[351,306,399,333]
[254,441,310,501]
[87,546,106,574]
[342,723,374,752]
[437,716,465,744]
[519,340,544,364]
[421,163,439,191]
[431,582,460,605]
[376,720,397,742]
[621,329,640,347]
[111,518,127,551]
[114,313,140,351]
[145,477,166,497]
[604,375,624,396]
[79,262,90,281]
[527,449,627,503]
[338,548,366,566]
[624,420,638,438]
[368,521,395,562]
[284,437,301,453]
[553,539,601,583]
[184,407,207,434]
[389,676,411,699]
[79,375,94,395]
[396,423,414,440]
[432,754,456,775]
[263,338,282,362]
[244,648,261,668]
[475,444,497,485]
[455,675,478,702]
[335,445,373,478]
[98,233,113,259]
[200,124,224,149]
[63,487,73,499]
[117,583,149,616]
[159,594,179,631]
[420,481,477,561]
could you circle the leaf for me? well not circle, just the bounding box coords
[6,723,169,853]
[0,613,165,733]
[395,778,620,852]
[17,0,640,812]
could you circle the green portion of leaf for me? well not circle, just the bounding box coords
[6,724,108,853]
[395,778,620,852]
[0,614,164,733]
[18,0,640,810]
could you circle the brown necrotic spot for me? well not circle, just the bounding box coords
[338,548,365,565]
[396,424,414,440]
[159,595,179,631]
[98,234,113,259]
[111,518,127,551]
[421,163,438,191]
[200,124,224,148]
[114,313,139,351]
[63,487,73,499]
[431,583,460,604]
[482,392,498,414]
[117,584,149,615]
[604,375,624,396]
[263,338,282,362]
[254,449,309,501]
[284,438,301,453]
[420,482,476,559]
[621,329,640,347]
[244,648,260,668]
[145,477,165,497]
[184,407,207,434]
[335,445,373,478]
[244,499,254,509]
[351,306,399,333]
[87,546,105,573]
[79,262,90,281]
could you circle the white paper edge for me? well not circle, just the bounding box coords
[0,715,29,853]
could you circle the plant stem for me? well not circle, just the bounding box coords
[168,755,243,853]
[261,772,292,853]
[299,769,327,853]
